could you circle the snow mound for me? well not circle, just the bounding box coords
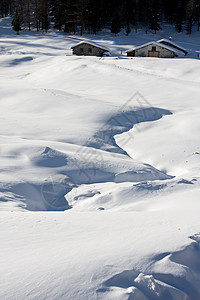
[98,234,200,299]
[34,147,68,168]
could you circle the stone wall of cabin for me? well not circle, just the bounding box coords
[135,44,176,58]
[73,44,105,56]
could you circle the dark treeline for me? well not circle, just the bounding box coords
[1,0,200,34]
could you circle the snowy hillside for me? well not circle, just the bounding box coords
[1,17,200,299]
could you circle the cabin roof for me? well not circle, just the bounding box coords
[71,41,109,52]
[157,39,188,54]
[126,41,180,55]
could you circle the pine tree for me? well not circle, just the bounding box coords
[186,0,195,34]
[0,0,12,17]
[175,1,184,32]
[195,0,200,31]
[50,0,66,31]
[126,22,131,35]
[23,0,32,30]
[11,0,24,31]
[111,10,121,36]
[64,0,78,34]
[40,0,49,31]
[149,0,161,34]
[163,0,176,24]
[87,0,103,34]
[12,13,21,33]
[124,0,134,35]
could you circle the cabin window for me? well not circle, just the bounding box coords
[80,48,84,53]
[152,46,156,51]
[88,48,92,53]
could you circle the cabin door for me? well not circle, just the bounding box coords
[148,51,159,57]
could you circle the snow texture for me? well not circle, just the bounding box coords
[1,17,200,299]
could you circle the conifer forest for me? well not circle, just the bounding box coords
[1,0,200,35]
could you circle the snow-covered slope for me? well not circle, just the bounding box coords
[1,17,200,299]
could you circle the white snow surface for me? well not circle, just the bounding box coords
[1,17,200,299]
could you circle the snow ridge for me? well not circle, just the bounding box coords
[97,234,200,299]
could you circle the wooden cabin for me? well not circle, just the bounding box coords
[126,42,179,58]
[71,41,109,57]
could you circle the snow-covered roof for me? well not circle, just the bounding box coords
[126,41,180,55]
[157,39,188,54]
[71,41,110,52]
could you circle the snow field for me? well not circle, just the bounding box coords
[1,17,200,299]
